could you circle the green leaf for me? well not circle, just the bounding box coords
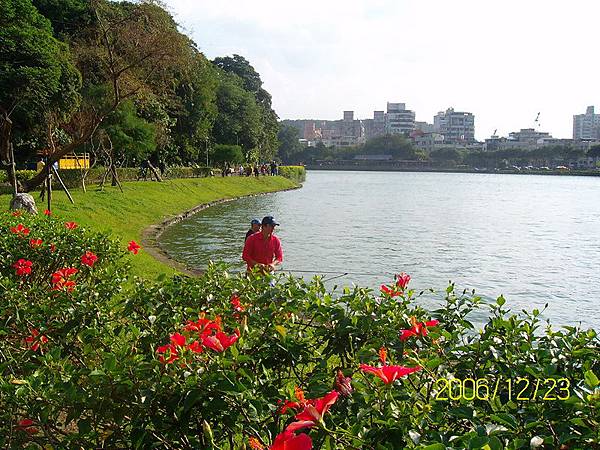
[422,444,445,450]
[496,296,505,306]
[490,413,517,429]
[584,370,598,388]
[275,325,287,337]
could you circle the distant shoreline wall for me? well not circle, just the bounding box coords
[305,164,600,176]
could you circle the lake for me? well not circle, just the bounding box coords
[159,171,600,330]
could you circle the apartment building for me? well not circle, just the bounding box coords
[433,108,475,144]
[385,102,415,135]
[573,106,600,140]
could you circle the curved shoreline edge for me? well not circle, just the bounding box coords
[140,184,302,277]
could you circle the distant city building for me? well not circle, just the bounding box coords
[508,128,552,143]
[385,102,415,135]
[363,110,386,139]
[573,106,600,140]
[433,108,475,144]
[414,121,435,133]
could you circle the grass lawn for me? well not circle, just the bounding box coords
[1,176,298,279]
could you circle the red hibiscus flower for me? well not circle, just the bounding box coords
[81,251,98,267]
[10,224,30,236]
[202,330,239,352]
[17,418,39,435]
[157,333,187,364]
[25,328,48,352]
[279,387,307,414]
[187,340,203,353]
[13,259,32,277]
[270,430,312,450]
[29,238,43,248]
[395,272,411,290]
[359,363,421,384]
[128,240,141,254]
[44,209,52,216]
[380,284,401,297]
[51,267,78,292]
[286,391,339,432]
[65,221,78,230]
[230,294,245,312]
[399,317,440,341]
[183,315,222,337]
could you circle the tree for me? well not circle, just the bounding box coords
[21,0,191,191]
[212,144,244,165]
[211,73,261,154]
[213,54,262,93]
[588,145,600,158]
[277,124,302,163]
[0,0,81,191]
[361,134,416,159]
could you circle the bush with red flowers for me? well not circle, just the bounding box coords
[0,210,598,449]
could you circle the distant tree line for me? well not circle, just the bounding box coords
[0,0,280,191]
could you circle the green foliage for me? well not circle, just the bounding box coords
[212,144,244,165]
[361,134,416,159]
[0,0,81,129]
[102,101,156,162]
[1,212,598,448]
[277,123,303,163]
[588,145,600,158]
[278,165,306,183]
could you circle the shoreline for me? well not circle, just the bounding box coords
[140,185,302,277]
[305,165,600,176]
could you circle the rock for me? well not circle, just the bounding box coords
[9,193,38,215]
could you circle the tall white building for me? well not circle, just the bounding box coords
[573,106,600,140]
[433,108,475,144]
[385,102,415,135]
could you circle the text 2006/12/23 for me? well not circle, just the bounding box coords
[434,377,571,401]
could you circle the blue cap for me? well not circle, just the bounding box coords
[261,216,279,226]
[250,218,260,225]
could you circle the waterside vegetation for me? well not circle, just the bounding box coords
[0,210,598,449]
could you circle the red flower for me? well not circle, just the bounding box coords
[17,419,39,435]
[65,221,78,230]
[157,344,179,364]
[25,329,48,352]
[187,340,203,353]
[29,238,43,248]
[270,430,312,450]
[359,363,421,384]
[286,391,339,432]
[13,259,32,277]
[50,243,57,253]
[128,240,141,254]
[202,330,239,352]
[278,386,307,414]
[44,209,52,216]
[51,267,78,292]
[11,210,22,217]
[170,332,186,347]
[399,317,440,341]
[380,284,401,297]
[81,251,98,267]
[395,272,411,290]
[10,223,30,236]
[230,294,245,312]
[183,315,222,337]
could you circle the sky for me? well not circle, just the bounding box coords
[163,0,599,140]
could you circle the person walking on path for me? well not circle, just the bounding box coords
[245,218,261,242]
[242,216,283,273]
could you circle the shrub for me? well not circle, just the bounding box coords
[0,211,598,449]
[279,165,306,183]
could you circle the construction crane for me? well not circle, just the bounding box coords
[534,112,541,130]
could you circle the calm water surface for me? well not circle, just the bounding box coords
[160,171,600,330]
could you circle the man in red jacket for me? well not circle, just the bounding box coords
[242,216,283,273]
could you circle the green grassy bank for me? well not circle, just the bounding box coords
[1,176,298,278]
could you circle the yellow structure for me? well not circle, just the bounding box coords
[36,154,90,171]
